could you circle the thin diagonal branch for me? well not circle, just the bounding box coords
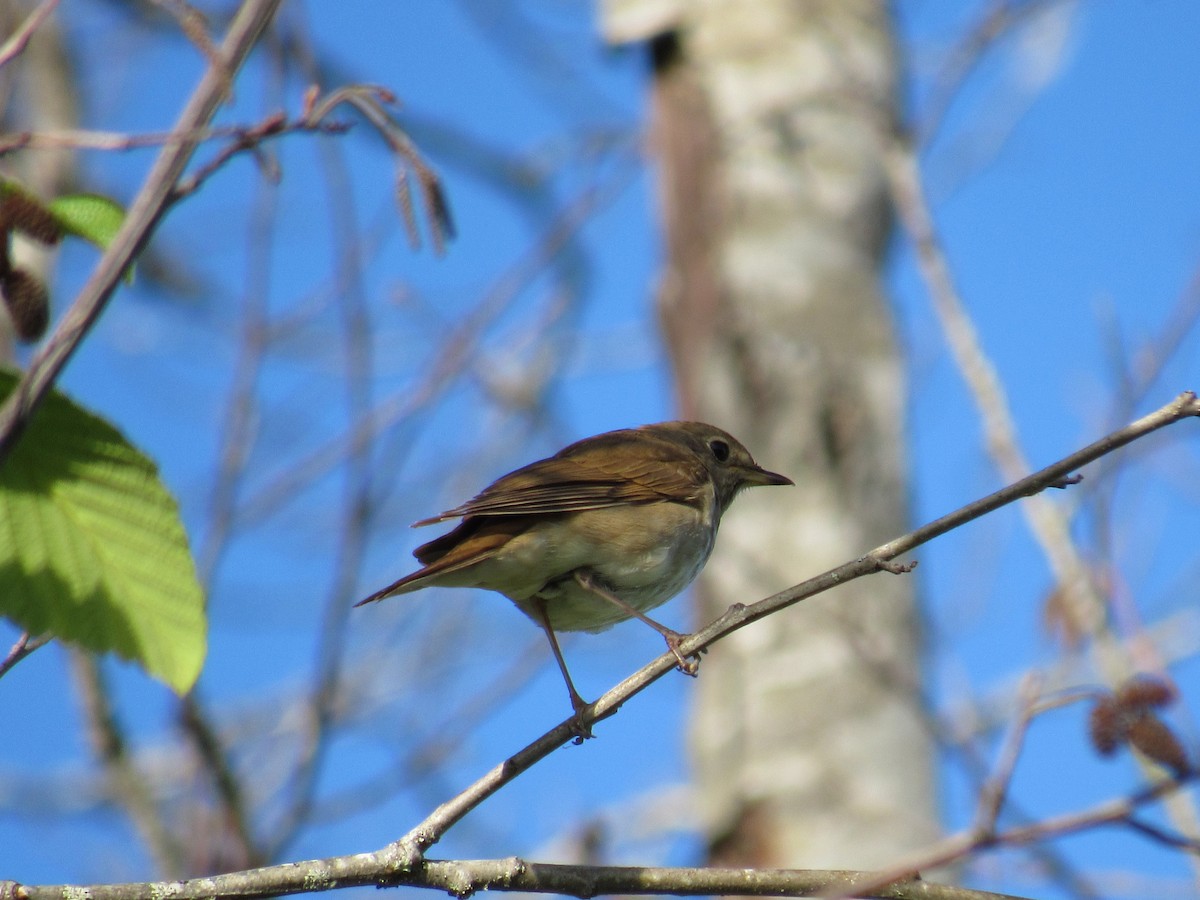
[265,82,377,857]
[178,693,262,868]
[971,675,1043,836]
[0,630,49,681]
[70,653,187,876]
[0,0,284,464]
[918,0,1070,145]
[0,0,60,70]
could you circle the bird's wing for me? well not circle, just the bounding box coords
[413,429,708,525]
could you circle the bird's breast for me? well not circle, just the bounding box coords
[509,498,719,633]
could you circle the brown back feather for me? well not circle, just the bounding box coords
[413,427,708,525]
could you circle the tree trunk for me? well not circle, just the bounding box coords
[602,0,938,868]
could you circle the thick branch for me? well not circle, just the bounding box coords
[3,858,1032,900]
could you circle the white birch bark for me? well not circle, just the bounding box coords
[602,0,939,868]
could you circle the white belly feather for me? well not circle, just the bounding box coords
[502,495,719,633]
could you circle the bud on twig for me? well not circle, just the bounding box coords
[0,268,50,341]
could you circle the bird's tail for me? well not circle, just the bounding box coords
[353,573,424,607]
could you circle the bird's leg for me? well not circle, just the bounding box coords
[573,570,700,676]
[530,597,594,739]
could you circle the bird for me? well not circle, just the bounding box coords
[357,421,792,723]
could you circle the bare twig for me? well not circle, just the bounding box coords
[0,118,345,157]
[1123,816,1200,853]
[0,0,60,71]
[0,0,284,464]
[70,653,187,876]
[177,693,263,869]
[972,675,1043,836]
[993,774,1197,847]
[885,127,1200,864]
[306,635,550,826]
[885,132,1102,619]
[0,630,49,681]
[264,87,377,858]
[195,140,279,584]
[1084,259,1200,521]
[307,85,454,252]
[812,601,1100,896]
[1114,259,1200,423]
[831,771,1196,900]
[234,163,634,525]
[940,606,1200,746]
[148,0,223,76]
[918,0,1071,145]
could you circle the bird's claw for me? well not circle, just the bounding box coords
[568,696,597,743]
[664,630,701,677]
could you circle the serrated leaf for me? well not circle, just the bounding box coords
[0,372,206,693]
[47,194,126,249]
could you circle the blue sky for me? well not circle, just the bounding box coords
[2,2,1199,897]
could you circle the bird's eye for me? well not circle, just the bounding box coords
[709,439,730,462]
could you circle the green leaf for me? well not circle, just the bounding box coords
[47,193,126,249]
[47,193,135,283]
[0,372,207,693]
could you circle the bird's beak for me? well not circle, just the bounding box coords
[740,464,794,487]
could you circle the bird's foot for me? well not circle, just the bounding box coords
[567,693,597,743]
[663,629,701,676]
